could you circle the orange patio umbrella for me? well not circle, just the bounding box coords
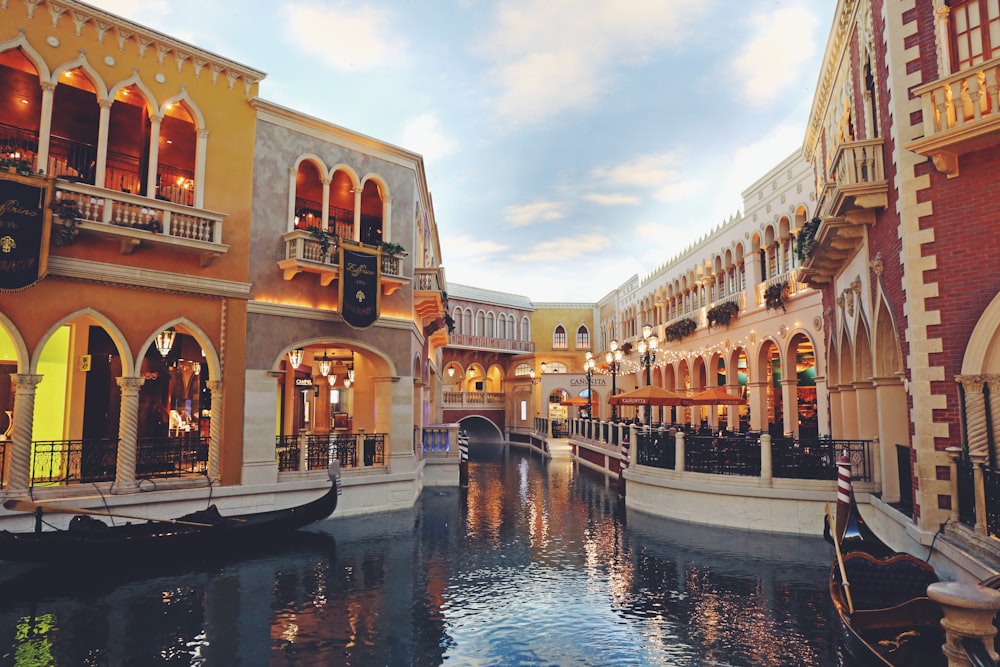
[560,396,590,406]
[608,385,691,406]
[688,387,746,405]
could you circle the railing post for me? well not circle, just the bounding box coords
[299,433,308,472]
[946,446,962,524]
[972,452,989,536]
[760,433,772,484]
[927,582,1000,667]
[675,430,685,472]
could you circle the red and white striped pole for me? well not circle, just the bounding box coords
[835,452,852,539]
[619,425,629,495]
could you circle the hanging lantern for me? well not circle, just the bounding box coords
[155,328,176,358]
[288,348,304,368]
[192,362,201,376]
[317,350,333,377]
[327,374,338,386]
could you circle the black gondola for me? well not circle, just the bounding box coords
[0,467,340,566]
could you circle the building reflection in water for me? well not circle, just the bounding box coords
[0,446,838,666]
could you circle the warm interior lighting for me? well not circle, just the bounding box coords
[447,365,456,378]
[154,328,176,358]
[316,350,333,377]
[347,365,355,383]
[288,348,304,368]
[193,362,201,376]
[327,374,337,386]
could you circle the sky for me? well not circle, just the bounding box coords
[86,0,835,303]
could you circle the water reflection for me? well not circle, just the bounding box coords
[0,446,840,666]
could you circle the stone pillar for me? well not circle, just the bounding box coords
[95,99,111,187]
[194,128,209,209]
[6,374,42,496]
[814,374,830,436]
[958,376,989,458]
[747,380,768,432]
[320,176,331,229]
[675,430,685,472]
[760,433,772,483]
[946,446,962,524]
[37,81,55,171]
[208,380,223,482]
[828,384,844,439]
[113,376,145,492]
[146,113,163,200]
[873,375,907,503]
[927,581,1000,666]
[780,378,797,437]
[972,452,989,536]
[746,251,764,307]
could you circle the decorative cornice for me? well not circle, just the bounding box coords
[17,0,266,90]
[46,256,251,299]
[805,0,859,155]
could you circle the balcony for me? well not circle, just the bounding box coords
[415,267,449,351]
[908,57,1000,177]
[816,138,888,221]
[55,180,227,266]
[278,231,408,294]
[443,391,506,408]
[755,268,808,307]
[447,333,534,354]
[800,139,886,288]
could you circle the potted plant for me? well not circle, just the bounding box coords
[306,226,336,259]
[50,197,82,246]
[378,241,407,257]
[764,281,789,312]
[795,217,821,263]
[707,301,739,329]
[664,317,697,342]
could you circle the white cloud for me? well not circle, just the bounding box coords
[593,153,680,189]
[442,235,508,262]
[283,3,406,71]
[517,234,609,263]
[653,179,702,202]
[479,0,709,126]
[732,6,820,106]
[400,114,458,161]
[504,201,570,227]
[85,0,169,23]
[584,193,640,206]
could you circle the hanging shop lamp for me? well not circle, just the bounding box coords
[155,328,176,358]
[288,348,304,368]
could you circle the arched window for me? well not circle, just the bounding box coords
[546,362,568,373]
[514,363,532,376]
[485,312,495,338]
[463,308,472,334]
[521,316,530,341]
[576,325,590,349]
[553,325,567,349]
[475,311,485,336]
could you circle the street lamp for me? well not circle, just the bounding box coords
[606,340,623,422]
[583,352,596,419]
[638,324,659,426]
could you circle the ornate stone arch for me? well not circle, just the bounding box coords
[139,318,220,381]
[107,70,157,115]
[0,32,51,80]
[50,53,108,99]
[37,308,133,376]
[0,312,32,374]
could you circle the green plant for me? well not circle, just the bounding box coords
[444,312,456,333]
[50,197,81,246]
[378,241,406,256]
[707,301,739,329]
[663,317,697,342]
[306,225,336,258]
[764,281,788,312]
[795,217,821,262]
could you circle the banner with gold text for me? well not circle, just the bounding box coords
[0,178,48,292]
[339,243,381,328]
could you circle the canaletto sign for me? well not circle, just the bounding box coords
[339,243,381,329]
[0,178,48,292]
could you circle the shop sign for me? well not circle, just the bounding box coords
[339,243,380,329]
[294,378,313,387]
[0,178,47,292]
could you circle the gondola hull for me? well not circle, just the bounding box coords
[830,551,945,667]
[0,481,338,566]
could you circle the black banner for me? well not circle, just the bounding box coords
[0,178,47,292]
[339,244,381,328]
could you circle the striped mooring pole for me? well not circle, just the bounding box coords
[459,430,469,488]
[618,427,629,496]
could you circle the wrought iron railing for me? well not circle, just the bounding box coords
[685,436,762,476]
[29,438,119,486]
[135,436,208,478]
[636,429,675,469]
[982,465,1000,537]
[276,433,387,472]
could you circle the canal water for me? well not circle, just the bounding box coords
[0,444,842,666]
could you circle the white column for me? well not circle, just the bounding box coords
[352,189,362,242]
[320,177,331,229]
[113,376,144,492]
[36,81,55,172]
[5,374,42,496]
[145,113,163,200]
[95,99,112,188]
[781,378,797,437]
[208,379,223,481]
[194,128,208,209]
